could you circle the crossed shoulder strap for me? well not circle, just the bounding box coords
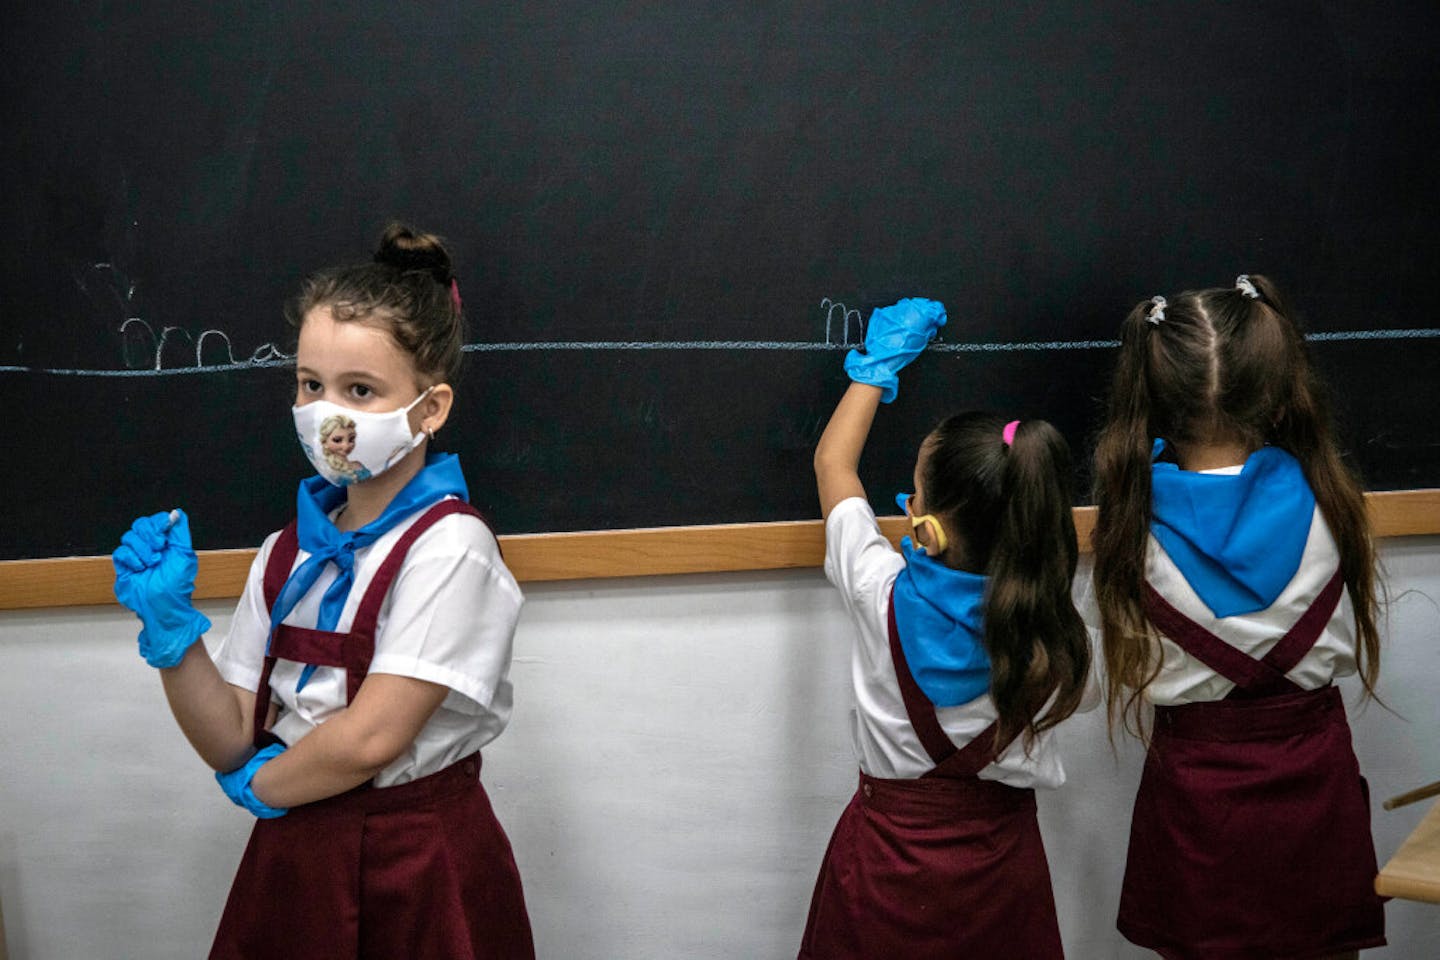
[1143,568,1345,699]
[252,498,495,746]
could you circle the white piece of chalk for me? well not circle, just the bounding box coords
[166,509,180,529]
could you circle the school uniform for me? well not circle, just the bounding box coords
[1087,444,1385,960]
[208,454,534,959]
[799,496,1077,959]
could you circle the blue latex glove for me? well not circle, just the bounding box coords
[111,509,212,668]
[216,743,289,819]
[843,297,948,402]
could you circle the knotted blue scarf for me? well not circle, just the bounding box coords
[1150,440,1315,618]
[269,453,469,691]
[891,537,992,707]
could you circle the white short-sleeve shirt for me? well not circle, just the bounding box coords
[823,496,1071,788]
[1078,477,1358,706]
[212,499,523,787]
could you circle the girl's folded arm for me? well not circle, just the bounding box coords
[248,672,451,808]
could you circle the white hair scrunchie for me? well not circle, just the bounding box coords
[1235,275,1260,299]
[1146,295,1167,325]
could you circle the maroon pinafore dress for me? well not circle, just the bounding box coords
[798,586,1064,959]
[1117,570,1386,959]
[210,500,535,960]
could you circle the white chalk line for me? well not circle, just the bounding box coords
[3,329,1437,377]
[460,339,1126,352]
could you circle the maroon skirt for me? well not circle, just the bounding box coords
[799,771,1063,959]
[1118,685,1385,960]
[210,753,534,960]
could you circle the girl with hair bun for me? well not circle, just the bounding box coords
[802,298,1092,958]
[112,223,534,958]
[1089,274,1386,959]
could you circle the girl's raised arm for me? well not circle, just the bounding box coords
[815,382,883,519]
[814,297,948,520]
[159,648,258,773]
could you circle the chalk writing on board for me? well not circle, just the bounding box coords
[79,262,139,318]
[821,298,865,346]
[120,318,293,371]
[3,280,1438,378]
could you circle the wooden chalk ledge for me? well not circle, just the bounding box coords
[0,489,1437,611]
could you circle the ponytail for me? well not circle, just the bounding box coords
[1092,302,1171,738]
[985,420,1091,751]
[1093,274,1383,739]
[1247,274,1382,698]
[923,413,1090,753]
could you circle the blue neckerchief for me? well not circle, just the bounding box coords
[269,453,470,691]
[1150,440,1315,618]
[890,537,991,707]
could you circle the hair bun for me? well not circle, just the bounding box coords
[373,222,453,284]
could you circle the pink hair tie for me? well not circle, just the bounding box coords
[449,278,463,313]
[1002,420,1020,447]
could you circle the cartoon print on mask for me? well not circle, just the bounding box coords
[318,413,372,484]
[292,387,432,488]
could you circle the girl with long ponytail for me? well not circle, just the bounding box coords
[1089,275,1385,960]
[802,298,1092,959]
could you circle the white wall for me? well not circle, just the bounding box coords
[1,537,1437,959]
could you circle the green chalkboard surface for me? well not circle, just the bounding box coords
[3,2,1437,560]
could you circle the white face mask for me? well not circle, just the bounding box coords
[292,387,433,487]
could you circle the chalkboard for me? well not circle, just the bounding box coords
[3,2,1438,561]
